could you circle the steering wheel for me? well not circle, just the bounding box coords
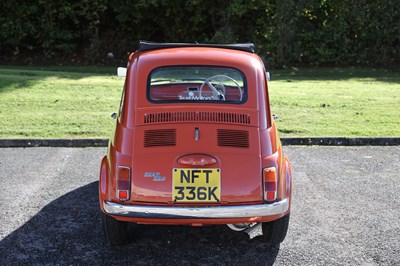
[199,75,243,101]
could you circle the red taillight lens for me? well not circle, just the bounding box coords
[263,167,277,202]
[117,166,131,201]
[118,190,128,200]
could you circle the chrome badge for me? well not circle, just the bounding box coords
[144,172,166,181]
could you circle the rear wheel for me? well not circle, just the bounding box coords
[260,214,290,244]
[101,213,129,246]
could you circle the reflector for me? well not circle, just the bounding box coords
[266,191,276,201]
[119,190,128,200]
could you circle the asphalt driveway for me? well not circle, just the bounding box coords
[0,146,399,265]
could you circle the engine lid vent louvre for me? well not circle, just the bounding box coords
[144,112,250,125]
[217,129,249,148]
[144,129,176,147]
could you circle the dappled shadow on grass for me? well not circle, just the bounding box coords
[0,182,280,265]
[268,67,400,83]
[1,65,115,74]
[0,66,115,92]
[278,128,305,135]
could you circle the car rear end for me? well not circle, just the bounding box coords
[99,42,292,244]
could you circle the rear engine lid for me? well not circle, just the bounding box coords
[130,123,262,205]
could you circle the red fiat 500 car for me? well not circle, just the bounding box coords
[99,41,292,245]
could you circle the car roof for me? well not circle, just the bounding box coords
[138,40,255,53]
[133,41,262,72]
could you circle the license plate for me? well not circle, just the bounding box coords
[173,168,221,203]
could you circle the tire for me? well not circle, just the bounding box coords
[101,213,129,246]
[260,214,290,244]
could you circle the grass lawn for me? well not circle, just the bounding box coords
[0,66,120,138]
[269,68,400,137]
[0,66,399,138]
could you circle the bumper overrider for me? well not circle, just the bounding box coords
[103,198,289,219]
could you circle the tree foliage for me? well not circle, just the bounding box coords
[1,0,399,67]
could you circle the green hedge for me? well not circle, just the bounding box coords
[1,0,399,67]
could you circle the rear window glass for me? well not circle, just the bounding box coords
[148,66,247,103]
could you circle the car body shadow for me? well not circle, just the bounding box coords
[0,182,280,265]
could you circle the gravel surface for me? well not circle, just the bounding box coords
[0,146,399,265]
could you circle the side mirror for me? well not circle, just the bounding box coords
[117,67,127,77]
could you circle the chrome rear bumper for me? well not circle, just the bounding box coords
[103,198,289,219]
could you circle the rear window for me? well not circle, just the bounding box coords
[148,66,247,103]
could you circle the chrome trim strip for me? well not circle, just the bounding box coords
[103,198,289,219]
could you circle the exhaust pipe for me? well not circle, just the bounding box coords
[227,223,263,239]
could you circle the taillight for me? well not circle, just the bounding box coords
[263,167,277,202]
[117,166,131,201]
